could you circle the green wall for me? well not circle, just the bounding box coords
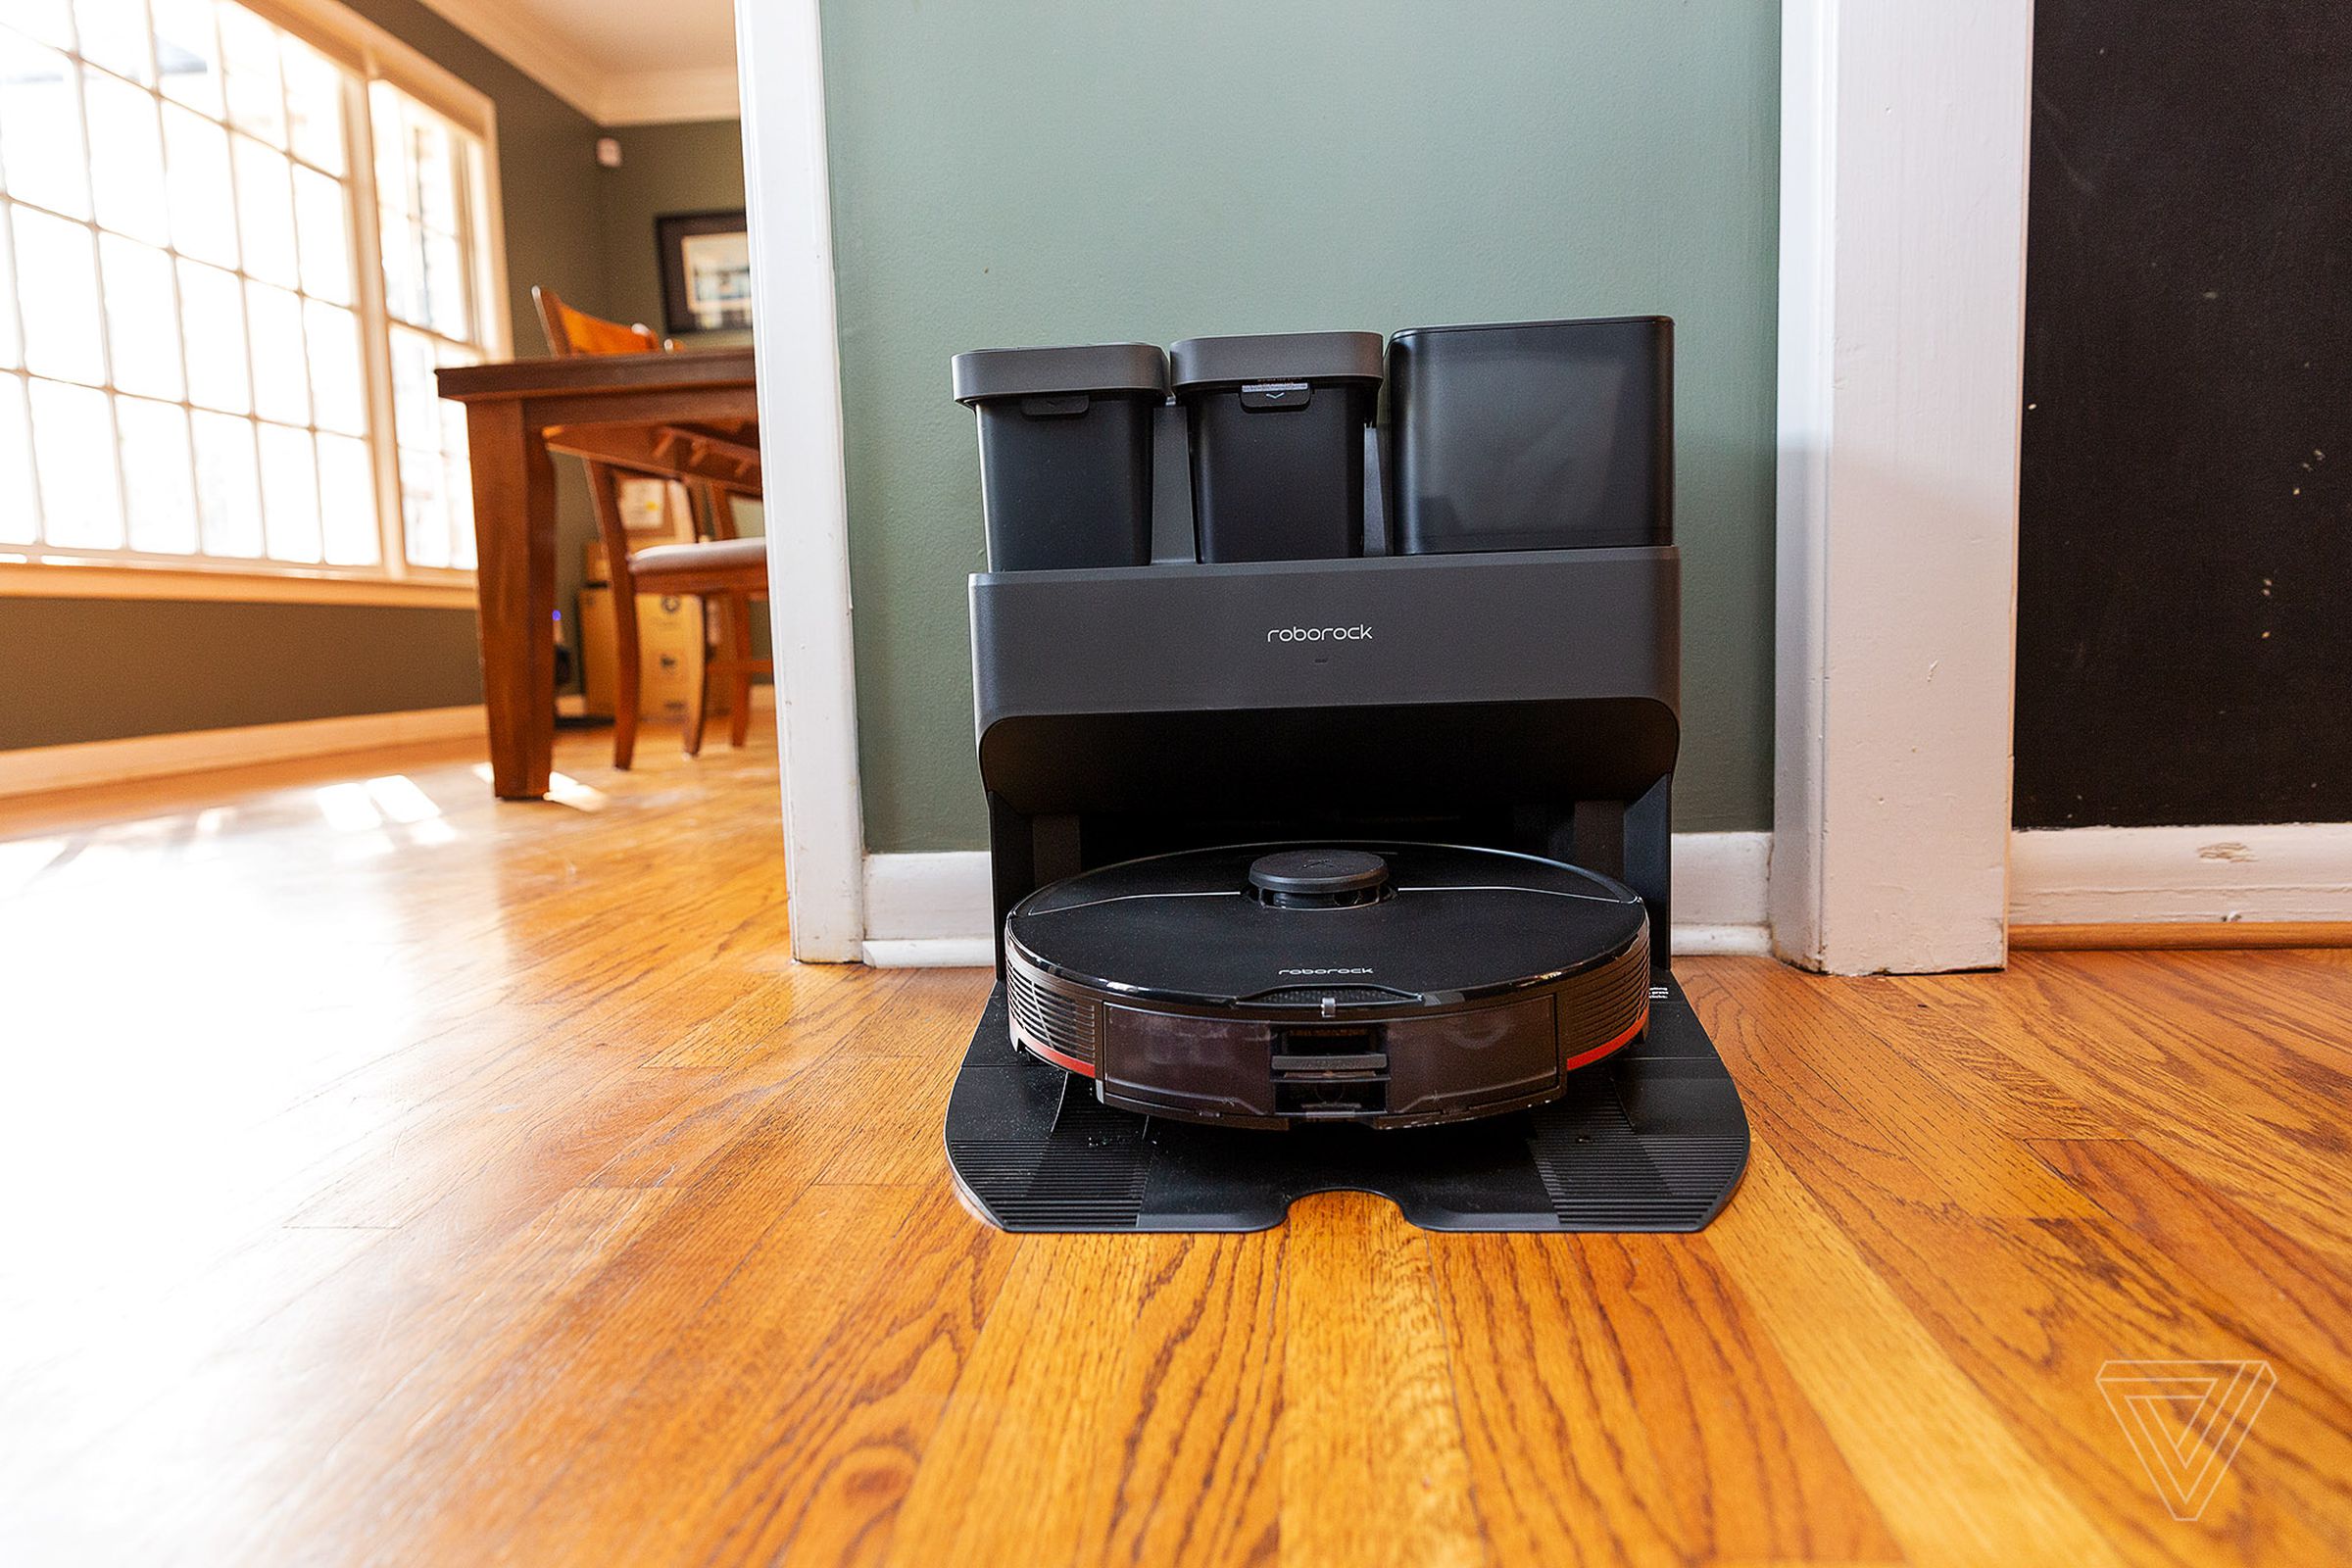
[2,1,753,751]
[821,1,1782,851]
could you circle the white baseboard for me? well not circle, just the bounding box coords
[2011,823,2352,924]
[1674,830,1772,931]
[0,705,486,800]
[860,832,1773,968]
[860,937,997,968]
[1670,924,1776,956]
[862,851,998,943]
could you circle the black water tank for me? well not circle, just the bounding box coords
[1389,317,1672,554]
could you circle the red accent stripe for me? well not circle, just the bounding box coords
[1562,1004,1648,1074]
[1023,1036,1097,1078]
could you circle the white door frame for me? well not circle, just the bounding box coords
[741,0,2041,971]
[1770,0,2034,973]
[736,0,865,960]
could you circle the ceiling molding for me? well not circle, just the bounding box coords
[598,65,742,126]
[411,0,736,126]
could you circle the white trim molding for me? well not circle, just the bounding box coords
[1667,831,1774,956]
[861,938,998,970]
[0,706,486,800]
[737,0,865,960]
[860,834,1774,968]
[1771,0,2035,974]
[412,1,740,124]
[2011,825,2352,925]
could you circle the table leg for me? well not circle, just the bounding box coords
[464,399,557,799]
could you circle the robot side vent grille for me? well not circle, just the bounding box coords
[1549,927,1649,1048]
[1007,966,1099,1069]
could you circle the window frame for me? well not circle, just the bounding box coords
[0,0,510,607]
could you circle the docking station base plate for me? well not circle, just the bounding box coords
[943,974,1748,1233]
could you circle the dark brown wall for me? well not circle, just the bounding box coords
[599,120,751,348]
[4,4,754,751]
[0,600,483,749]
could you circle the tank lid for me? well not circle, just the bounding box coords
[952,343,1168,405]
[1390,315,1672,346]
[1169,331,1385,392]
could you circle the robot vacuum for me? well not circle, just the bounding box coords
[1003,842,1650,1129]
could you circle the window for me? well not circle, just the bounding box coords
[0,0,504,593]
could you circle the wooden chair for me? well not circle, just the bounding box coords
[531,286,769,765]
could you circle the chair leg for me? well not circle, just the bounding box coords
[725,591,756,748]
[610,586,642,770]
[589,466,640,770]
[682,596,710,758]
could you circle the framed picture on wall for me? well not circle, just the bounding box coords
[655,210,753,335]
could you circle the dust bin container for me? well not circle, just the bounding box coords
[1388,317,1672,554]
[952,343,1168,571]
[1169,331,1384,563]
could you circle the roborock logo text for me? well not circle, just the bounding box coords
[1266,623,1372,644]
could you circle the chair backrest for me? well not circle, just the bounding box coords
[532,285,661,357]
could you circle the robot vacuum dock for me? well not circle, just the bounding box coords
[947,545,1752,1234]
[946,304,1750,1235]
[945,970,1747,1233]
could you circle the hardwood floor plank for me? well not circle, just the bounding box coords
[882,1225,1287,1568]
[1276,1194,1485,1568]
[1421,1229,1702,1568]
[255,1062,887,1562]
[585,970,920,1189]
[66,1186,675,1568]
[1567,1234,1904,1563]
[1825,975,2122,1139]
[1847,1205,2352,1567]
[654,1189,1020,1568]
[638,955,909,1071]
[446,1183,942,1568]
[1709,970,2352,1564]
[1898,959,2352,1264]
[1686,962,2097,1219]
[2029,1137,2352,1365]
[2096,948,2352,1074]
[2006,951,2352,1104]
[1704,1139,2130,1568]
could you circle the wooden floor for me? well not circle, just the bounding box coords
[2,723,2349,1568]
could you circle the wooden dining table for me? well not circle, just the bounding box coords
[436,348,759,799]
